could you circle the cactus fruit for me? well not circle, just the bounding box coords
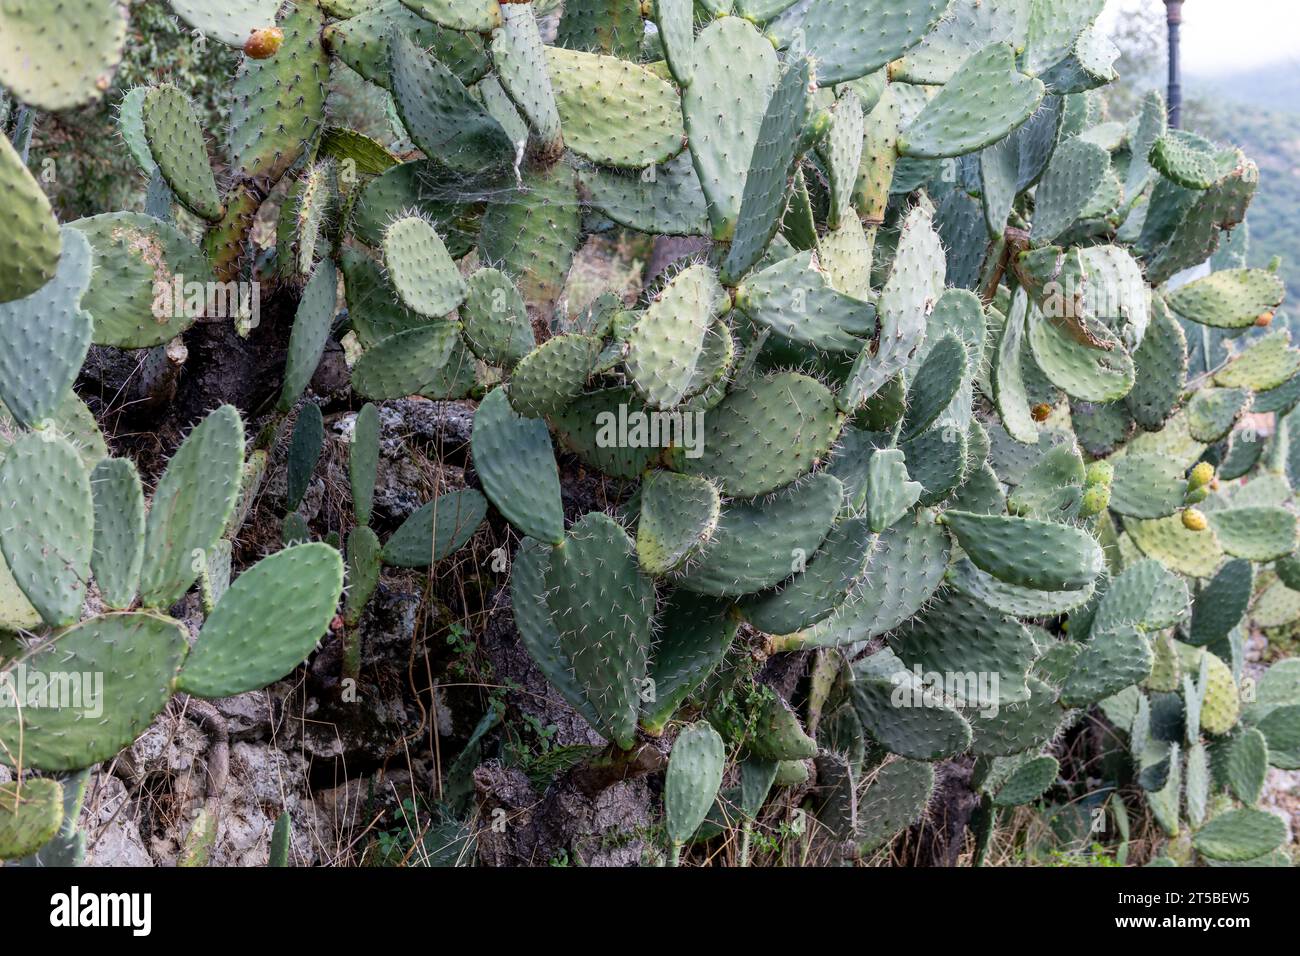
[1182,508,1208,532]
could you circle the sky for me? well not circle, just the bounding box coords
[1101,0,1300,76]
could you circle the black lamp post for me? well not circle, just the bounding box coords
[1165,1,1184,129]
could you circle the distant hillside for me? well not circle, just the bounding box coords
[1185,67,1300,305]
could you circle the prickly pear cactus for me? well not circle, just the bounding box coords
[1,0,1297,867]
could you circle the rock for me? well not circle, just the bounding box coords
[83,774,153,867]
[473,760,653,867]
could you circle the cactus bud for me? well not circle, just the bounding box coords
[1182,507,1208,532]
[1031,402,1052,422]
[243,27,284,60]
[1079,482,1111,518]
[1084,460,1114,487]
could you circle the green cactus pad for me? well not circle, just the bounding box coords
[627,264,726,408]
[1144,156,1257,285]
[1256,705,1300,769]
[1030,137,1110,243]
[492,3,563,152]
[1027,307,1135,403]
[636,472,721,576]
[167,0,281,48]
[734,251,876,353]
[179,543,343,698]
[285,405,324,514]
[744,516,874,636]
[1107,453,1186,519]
[856,757,935,854]
[889,588,1033,706]
[343,526,381,631]
[115,89,163,176]
[580,151,711,237]
[938,511,1104,591]
[743,691,818,761]
[673,473,841,598]
[642,592,737,734]
[544,512,655,750]
[549,387,664,479]
[990,755,1059,806]
[864,449,923,534]
[1091,558,1189,633]
[0,612,188,771]
[383,489,486,567]
[401,0,502,32]
[1022,0,1105,75]
[682,16,779,240]
[681,372,842,498]
[387,30,511,173]
[665,722,727,846]
[1006,441,1084,521]
[948,559,1094,618]
[1206,506,1297,562]
[0,133,60,305]
[1187,559,1253,647]
[544,46,685,169]
[139,405,245,609]
[326,0,487,90]
[852,677,973,761]
[70,212,211,349]
[1126,513,1224,578]
[460,269,535,369]
[0,435,93,627]
[352,323,462,400]
[800,0,949,85]
[0,778,63,860]
[1167,268,1287,329]
[472,387,564,546]
[894,0,1030,83]
[510,538,603,730]
[350,161,480,254]
[479,164,581,308]
[0,0,126,111]
[721,54,814,282]
[229,0,328,184]
[279,260,339,410]
[1059,624,1152,707]
[1214,331,1300,391]
[901,336,968,442]
[785,509,951,650]
[899,44,1045,159]
[0,227,94,429]
[90,457,144,611]
[141,85,222,222]
[507,333,601,419]
[1149,129,1230,190]
[969,677,1064,757]
[1193,808,1287,862]
[1225,727,1269,804]
[842,206,944,412]
[1186,387,1252,443]
[381,216,469,319]
[818,90,865,230]
[993,292,1041,443]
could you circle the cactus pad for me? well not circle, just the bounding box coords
[179,544,343,698]
[472,387,565,546]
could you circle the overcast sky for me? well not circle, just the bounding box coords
[1101,0,1300,75]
